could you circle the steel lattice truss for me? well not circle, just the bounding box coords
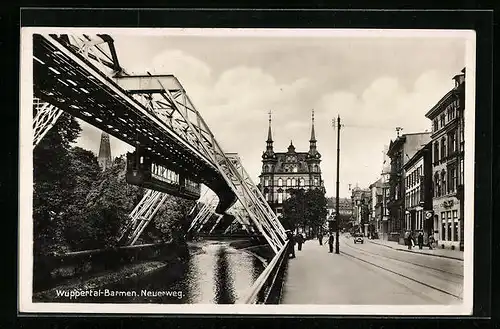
[32,33,286,252]
[117,189,169,245]
[33,97,63,148]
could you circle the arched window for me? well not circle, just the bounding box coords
[291,178,296,186]
[287,178,292,187]
[299,178,305,187]
[293,166,298,173]
[268,164,272,172]
[314,178,319,186]
[278,178,283,186]
[278,193,283,204]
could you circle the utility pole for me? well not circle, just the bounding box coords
[334,115,341,254]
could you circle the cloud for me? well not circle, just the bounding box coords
[315,70,456,197]
[73,35,465,201]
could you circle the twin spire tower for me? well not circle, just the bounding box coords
[265,109,318,156]
[260,109,324,218]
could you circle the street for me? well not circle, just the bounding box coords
[281,233,463,305]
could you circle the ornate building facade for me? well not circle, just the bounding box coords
[259,111,324,217]
[424,68,465,250]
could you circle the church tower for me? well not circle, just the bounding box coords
[260,111,277,203]
[306,110,322,187]
[97,131,112,171]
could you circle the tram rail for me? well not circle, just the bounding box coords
[343,238,463,279]
[341,238,463,300]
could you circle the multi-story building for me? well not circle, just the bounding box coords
[386,132,432,243]
[369,178,384,238]
[379,146,391,240]
[326,197,353,222]
[402,141,433,243]
[424,68,465,250]
[259,111,324,218]
[350,186,371,235]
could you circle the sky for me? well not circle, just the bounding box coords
[73,30,467,198]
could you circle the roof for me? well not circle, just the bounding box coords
[270,151,313,174]
[402,140,432,170]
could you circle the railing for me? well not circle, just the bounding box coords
[238,240,291,304]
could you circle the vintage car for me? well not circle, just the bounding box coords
[353,233,364,244]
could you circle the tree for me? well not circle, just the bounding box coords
[304,188,328,236]
[282,188,306,231]
[282,188,328,235]
[76,155,144,250]
[33,112,81,255]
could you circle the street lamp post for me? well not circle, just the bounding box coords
[334,115,341,254]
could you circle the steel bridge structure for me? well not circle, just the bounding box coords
[31,33,286,253]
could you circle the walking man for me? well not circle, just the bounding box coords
[328,232,334,253]
[417,232,424,250]
[296,232,304,251]
[285,230,296,258]
[407,231,414,250]
[318,231,323,245]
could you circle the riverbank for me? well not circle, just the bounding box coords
[33,238,265,302]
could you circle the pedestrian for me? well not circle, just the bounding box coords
[406,231,413,250]
[318,231,323,245]
[418,232,424,250]
[328,232,334,253]
[285,230,296,258]
[428,235,435,250]
[296,232,304,251]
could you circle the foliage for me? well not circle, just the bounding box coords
[67,155,144,250]
[142,195,195,245]
[33,116,193,254]
[282,188,327,233]
[33,112,81,255]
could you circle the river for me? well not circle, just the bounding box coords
[98,240,266,304]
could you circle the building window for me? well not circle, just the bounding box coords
[277,193,283,204]
[278,178,283,186]
[433,119,439,132]
[441,138,447,159]
[441,212,446,240]
[264,178,269,187]
[449,131,457,154]
[440,114,446,127]
[299,178,305,187]
[265,193,269,201]
[314,178,319,186]
[441,170,446,196]
[434,142,439,163]
[291,178,296,186]
[453,210,459,241]
[286,178,291,187]
[447,211,452,241]
[434,173,440,197]
[293,166,298,173]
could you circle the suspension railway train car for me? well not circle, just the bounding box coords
[125,147,201,200]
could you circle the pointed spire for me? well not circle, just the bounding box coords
[310,109,316,142]
[267,109,273,142]
[98,131,112,171]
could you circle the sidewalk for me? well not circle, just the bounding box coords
[280,241,445,304]
[367,238,464,261]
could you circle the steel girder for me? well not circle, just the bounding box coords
[33,34,285,252]
[187,194,218,234]
[33,97,63,148]
[117,189,169,245]
[127,75,286,253]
